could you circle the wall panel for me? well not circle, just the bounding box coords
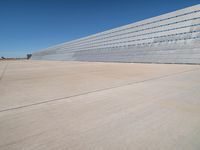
[32,4,200,64]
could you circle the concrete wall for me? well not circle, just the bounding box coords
[32,4,200,64]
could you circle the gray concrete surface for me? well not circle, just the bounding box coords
[0,60,200,150]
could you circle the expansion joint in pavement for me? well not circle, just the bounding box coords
[0,62,8,81]
[0,67,199,113]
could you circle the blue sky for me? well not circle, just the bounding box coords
[0,0,199,57]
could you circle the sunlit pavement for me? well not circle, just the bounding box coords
[0,60,200,150]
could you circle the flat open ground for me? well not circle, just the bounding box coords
[0,60,200,150]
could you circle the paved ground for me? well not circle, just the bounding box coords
[0,60,200,150]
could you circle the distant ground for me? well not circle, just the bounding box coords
[0,60,200,150]
[0,58,27,61]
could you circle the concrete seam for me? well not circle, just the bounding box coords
[0,67,199,113]
[0,62,8,81]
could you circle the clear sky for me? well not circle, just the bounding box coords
[0,0,199,57]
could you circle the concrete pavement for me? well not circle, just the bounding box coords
[0,60,200,150]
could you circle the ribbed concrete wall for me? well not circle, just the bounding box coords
[32,4,200,64]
